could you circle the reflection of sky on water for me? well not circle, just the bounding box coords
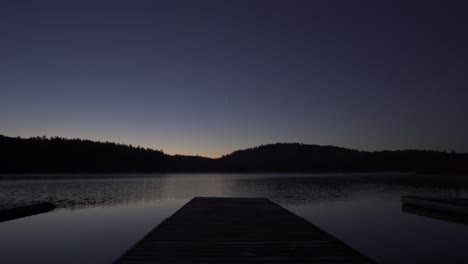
[0,201,184,264]
[1,173,467,209]
[0,173,468,263]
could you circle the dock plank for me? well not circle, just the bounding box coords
[116,197,373,263]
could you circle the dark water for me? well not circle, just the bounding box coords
[1,173,468,264]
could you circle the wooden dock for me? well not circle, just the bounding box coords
[402,204,468,225]
[401,196,468,224]
[116,197,373,263]
[0,202,55,223]
[401,196,468,216]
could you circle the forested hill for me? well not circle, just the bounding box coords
[0,135,210,173]
[1,135,467,173]
[218,143,468,173]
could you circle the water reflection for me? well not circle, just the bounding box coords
[1,173,467,210]
[0,173,468,264]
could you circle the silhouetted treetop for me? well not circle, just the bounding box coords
[0,135,467,174]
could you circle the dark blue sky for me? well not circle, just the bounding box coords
[1,0,467,157]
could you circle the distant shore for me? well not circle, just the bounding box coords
[1,135,467,174]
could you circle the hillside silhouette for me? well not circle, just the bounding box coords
[219,143,468,173]
[0,135,210,173]
[1,135,467,173]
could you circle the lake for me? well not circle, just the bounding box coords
[1,173,468,264]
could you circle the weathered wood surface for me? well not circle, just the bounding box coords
[116,197,373,263]
[0,202,55,223]
[401,196,468,216]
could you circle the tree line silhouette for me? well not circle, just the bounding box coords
[1,135,467,173]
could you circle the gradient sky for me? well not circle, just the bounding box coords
[1,0,467,157]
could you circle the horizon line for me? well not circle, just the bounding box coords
[1,133,463,159]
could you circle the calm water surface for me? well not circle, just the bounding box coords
[1,173,468,264]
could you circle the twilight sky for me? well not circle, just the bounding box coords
[1,0,467,157]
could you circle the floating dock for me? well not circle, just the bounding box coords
[401,196,468,224]
[402,204,468,225]
[0,202,55,223]
[116,197,373,263]
[401,196,468,215]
